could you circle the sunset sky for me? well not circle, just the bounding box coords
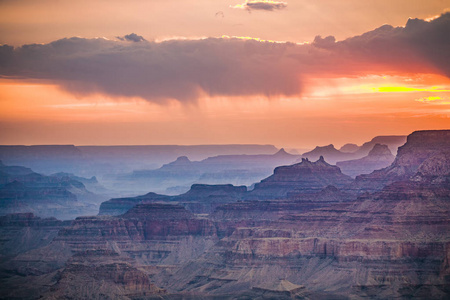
[1,0,449,149]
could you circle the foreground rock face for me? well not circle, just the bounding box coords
[166,179,450,299]
[248,156,353,199]
[337,143,395,177]
[40,250,165,299]
[160,131,450,299]
[0,213,71,260]
[57,203,218,267]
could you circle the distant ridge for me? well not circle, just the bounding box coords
[302,144,354,164]
[0,144,279,176]
[337,144,395,177]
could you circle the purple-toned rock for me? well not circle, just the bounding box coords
[98,192,171,216]
[302,144,354,164]
[337,144,395,177]
[353,130,450,193]
[248,156,353,199]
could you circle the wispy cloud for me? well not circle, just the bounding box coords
[231,1,287,12]
[0,13,449,103]
[416,96,450,104]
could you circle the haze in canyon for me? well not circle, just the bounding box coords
[1,1,450,299]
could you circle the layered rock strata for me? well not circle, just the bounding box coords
[248,156,353,199]
[99,184,247,215]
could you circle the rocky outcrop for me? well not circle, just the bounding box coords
[2,130,449,299]
[0,162,102,220]
[339,143,360,153]
[178,183,247,199]
[99,192,172,216]
[302,144,354,164]
[337,144,395,177]
[165,175,450,298]
[39,250,165,299]
[57,203,218,267]
[159,130,450,298]
[122,203,194,220]
[0,213,70,259]
[45,263,163,299]
[248,156,353,199]
[354,135,407,156]
[99,184,247,216]
[119,148,300,195]
[175,184,247,213]
[353,130,450,193]
[304,135,406,164]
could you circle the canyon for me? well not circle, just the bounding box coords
[0,130,448,299]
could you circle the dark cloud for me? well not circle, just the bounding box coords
[0,13,449,102]
[312,35,336,49]
[232,1,287,12]
[116,33,146,42]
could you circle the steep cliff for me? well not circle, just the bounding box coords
[160,130,450,298]
[353,130,450,193]
[0,161,102,220]
[40,250,165,299]
[2,130,449,299]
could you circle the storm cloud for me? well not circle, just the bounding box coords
[0,13,449,103]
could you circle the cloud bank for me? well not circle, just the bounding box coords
[0,13,449,103]
[231,1,288,12]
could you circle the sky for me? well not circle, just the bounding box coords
[0,0,449,149]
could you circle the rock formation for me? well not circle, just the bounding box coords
[353,130,450,193]
[1,130,449,299]
[40,250,165,299]
[354,135,407,156]
[99,183,247,216]
[336,143,395,177]
[99,192,172,216]
[122,148,300,195]
[248,156,353,199]
[161,130,450,299]
[0,161,102,220]
[301,144,354,164]
[339,143,360,153]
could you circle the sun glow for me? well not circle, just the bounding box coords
[374,86,450,93]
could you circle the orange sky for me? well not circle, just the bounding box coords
[0,1,449,149]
